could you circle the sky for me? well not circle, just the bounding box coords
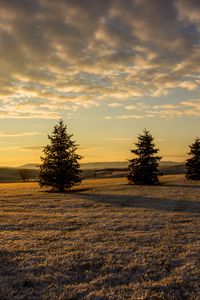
[0,0,200,166]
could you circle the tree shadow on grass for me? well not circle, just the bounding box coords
[144,281,198,300]
[161,182,200,189]
[45,187,92,194]
[78,193,200,214]
[0,249,43,300]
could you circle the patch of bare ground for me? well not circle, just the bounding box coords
[0,175,199,299]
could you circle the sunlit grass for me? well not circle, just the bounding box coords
[0,175,199,299]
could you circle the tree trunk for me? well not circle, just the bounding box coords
[58,184,64,192]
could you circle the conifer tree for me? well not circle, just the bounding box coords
[38,119,82,192]
[127,129,161,185]
[185,138,200,180]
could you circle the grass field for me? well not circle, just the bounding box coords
[0,175,199,299]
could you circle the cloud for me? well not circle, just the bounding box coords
[0,145,42,152]
[105,114,143,120]
[105,98,200,119]
[108,102,123,108]
[125,103,148,111]
[0,0,199,118]
[23,146,43,150]
[0,146,21,151]
[106,137,131,141]
[175,0,200,25]
[0,131,40,137]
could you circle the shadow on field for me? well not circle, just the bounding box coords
[0,249,40,299]
[79,193,200,214]
[46,187,92,193]
[162,183,200,189]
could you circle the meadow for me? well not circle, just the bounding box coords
[0,175,199,299]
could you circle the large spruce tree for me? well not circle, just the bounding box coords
[185,138,200,180]
[127,129,161,185]
[38,119,82,192]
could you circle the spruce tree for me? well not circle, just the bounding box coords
[185,138,200,180]
[127,129,161,185]
[38,119,82,192]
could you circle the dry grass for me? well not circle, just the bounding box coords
[0,175,199,299]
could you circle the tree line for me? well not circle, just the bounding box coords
[38,120,200,192]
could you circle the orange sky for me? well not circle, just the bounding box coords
[0,0,200,166]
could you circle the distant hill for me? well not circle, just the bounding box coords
[0,167,38,182]
[81,161,128,169]
[83,164,186,179]
[82,161,184,170]
[160,164,185,175]
[19,161,129,170]
[0,161,185,183]
[159,161,183,167]
[19,164,39,169]
[18,161,184,170]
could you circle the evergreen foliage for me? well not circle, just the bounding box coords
[185,138,200,180]
[127,129,161,185]
[38,119,82,192]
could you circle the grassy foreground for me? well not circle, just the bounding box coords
[0,175,199,299]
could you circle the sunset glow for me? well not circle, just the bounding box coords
[0,0,200,166]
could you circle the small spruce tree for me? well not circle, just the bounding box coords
[38,119,82,192]
[185,138,200,180]
[127,129,161,185]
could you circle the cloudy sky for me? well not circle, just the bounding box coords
[0,0,200,166]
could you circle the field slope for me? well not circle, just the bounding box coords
[0,175,199,299]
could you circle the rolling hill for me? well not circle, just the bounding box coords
[0,161,185,182]
[0,167,38,182]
